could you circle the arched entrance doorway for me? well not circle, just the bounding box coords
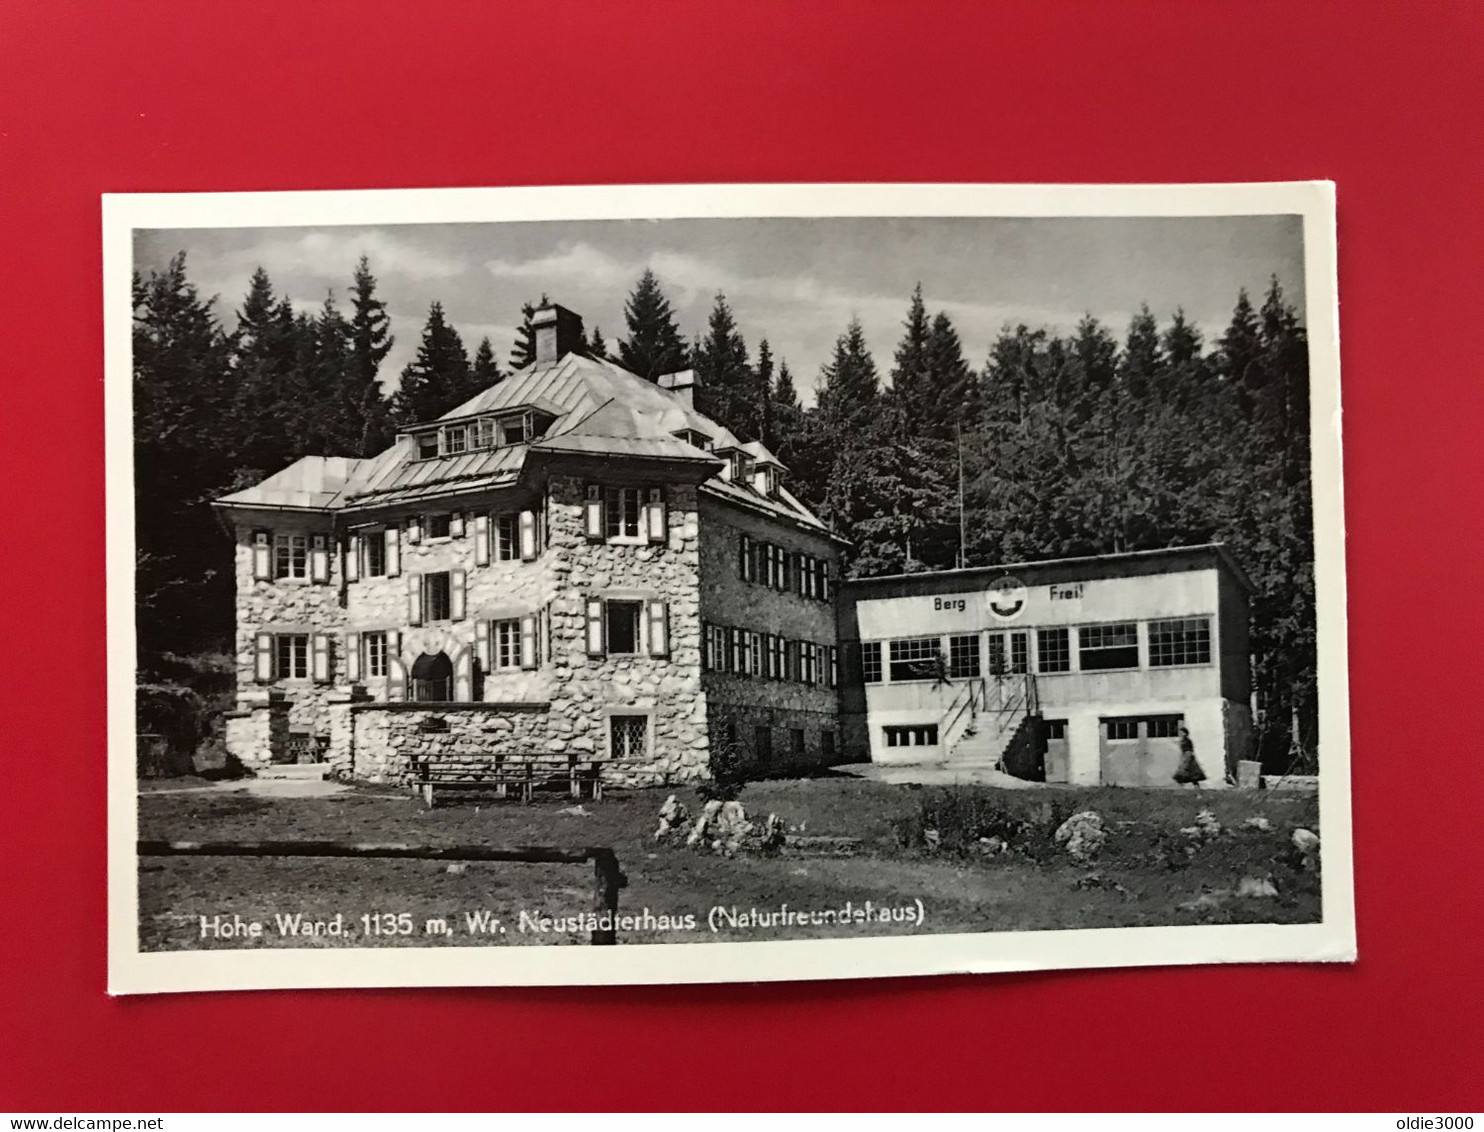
[410,651,453,702]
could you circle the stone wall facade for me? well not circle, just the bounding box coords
[697,496,843,774]
[346,703,553,784]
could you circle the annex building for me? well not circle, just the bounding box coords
[214,302,1256,790]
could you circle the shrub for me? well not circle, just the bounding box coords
[701,733,749,802]
[136,681,207,777]
[891,786,1072,860]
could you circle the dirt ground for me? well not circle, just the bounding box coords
[136,776,1322,950]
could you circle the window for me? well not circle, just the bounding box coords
[791,728,806,760]
[424,572,452,621]
[755,726,773,765]
[363,631,388,678]
[1044,718,1067,740]
[705,624,728,672]
[499,413,529,445]
[1105,717,1139,741]
[731,453,752,483]
[1148,617,1212,667]
[674,429,711,450]
[748,631,763,677]
[1036,627,1070,673]
[604,600,642,655]
[426,512,452,540]
[416,433,439,459]
[273,533,308,580]
[443,425,468,455]
[883,724,939,748]
[888,636,939,682]
[273,634,309,680]
[491,619,521,671]
[1011,633,1028,674]
[604,487,642,541]
[948,634,981,679]
[861,642,883,684]
[474,418,496,449]
[495,513,518,561]
[1146,715,1183,738]
[610,715,649,760]
[1079,622,1139,671]
[768,634,785,680]
[362,530,386,577]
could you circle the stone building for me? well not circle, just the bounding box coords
[213,303,845,787]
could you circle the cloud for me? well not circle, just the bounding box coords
[221,228,470,284]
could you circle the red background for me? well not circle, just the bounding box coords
[2,0,1481,1112]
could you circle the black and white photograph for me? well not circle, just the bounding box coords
[106,183,1352,993]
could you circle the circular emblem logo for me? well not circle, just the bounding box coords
[986,575,1028,622]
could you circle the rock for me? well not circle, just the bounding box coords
[1238,876,1279,898]
[977,836,1008,856]
[1292,828,1321,871]
[924,829,942,851]
[1054,811,1107,860]
[1194,809,1222,838]
[558,804,591,817]
[685,800,724,847]
[654,793,690,841]
[1243,816,1273,832]
[445,863,467,875]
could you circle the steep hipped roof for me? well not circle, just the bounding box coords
[214,345,824,532]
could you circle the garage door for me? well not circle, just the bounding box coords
[1099,714,1185,787]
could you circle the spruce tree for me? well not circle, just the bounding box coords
[133,252,236,658]
[392,302,475,425]
[231,269,305,474]
[924,310,975,439]
[472,336,503,388]
[1120,302,1165,399]
[755,338,775,451]
[617,269,687,381]
[347,255,394,454]
[586,325,608,361]
[1217,288,1264,416]
[770,358,804,470]
[692,292,755,438]
[889,285,933,433]
[305,293,355,455]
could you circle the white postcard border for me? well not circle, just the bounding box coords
[104,181,1351,995]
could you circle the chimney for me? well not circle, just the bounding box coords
[657,368,697,408]
[532,303,585,365]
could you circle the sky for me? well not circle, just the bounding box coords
[135,215,1305,406]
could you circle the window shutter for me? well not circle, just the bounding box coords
[312,634,332,684]
[345,534,360,583]
[473,513,490,567]
[454,649,473,701]
[310,534,330,584]
[648,601,670,658]
[385,526,401,578]
[450,511,466,539]
[646,487,667,544]
[585,597,605,656]
[254,632,273,682]
[387,654,406,701]
[519,510,537,561]
[474,620,491,674]
[740,534,754,582]
[520,614,538,669]
[699,621,710,671]
[829,645,839,688]
[406,516,421,546]
[251,530,272,581]
[450,569,467,622]
[584,485,603,542]
[407,573,424,626]
[821,561,831,601]
[345,632,361,682]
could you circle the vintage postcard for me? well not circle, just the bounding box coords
[105,182,1352,993]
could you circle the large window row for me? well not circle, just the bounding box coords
[737,534,831,601]
[701,622,838,688]
[857,616,1213,681]
[413,409,555,460]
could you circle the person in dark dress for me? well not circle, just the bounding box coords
[1173,724,1206,788]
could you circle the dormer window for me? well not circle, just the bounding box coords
[500,414,529,445]
[443,425,468,455]
[674,429,711,451]
[753,465,780,497]
[475,418,496,449]
[731,453,753,483]
[417,433,439,459]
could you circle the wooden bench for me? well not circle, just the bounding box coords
[409,752,604,808]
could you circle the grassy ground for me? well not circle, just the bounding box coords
[137,777,1321,950]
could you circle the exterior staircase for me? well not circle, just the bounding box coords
[940,673,1039,771]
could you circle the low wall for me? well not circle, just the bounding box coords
[345,702,552,784]
[222,690,289,771]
